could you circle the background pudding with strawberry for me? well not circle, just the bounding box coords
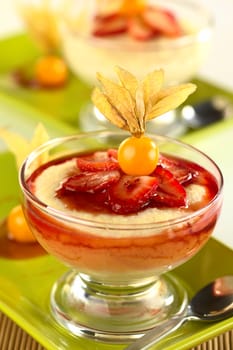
[61,0,213,86]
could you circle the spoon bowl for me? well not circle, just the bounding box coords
[180,96,233,130]
[190,275,233,321]
[125,275,233,350]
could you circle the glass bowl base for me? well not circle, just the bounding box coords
[50,270,188,344]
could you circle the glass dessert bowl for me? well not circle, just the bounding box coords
[19,130,223,343]
[60,0,213,134]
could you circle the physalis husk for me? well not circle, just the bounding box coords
[92,67,196,176]
[92,66,196,137]
[0,123,49,243]
[0,123,49,170]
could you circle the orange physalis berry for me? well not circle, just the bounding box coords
[7,205,36,243]
[120,0,146,16]
[118,135,159,176]
[35,55,68,88]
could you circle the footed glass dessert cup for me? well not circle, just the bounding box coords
[19,131,223,343]
[60,0,213,135]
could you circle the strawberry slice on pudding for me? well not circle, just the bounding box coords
[61,170,121,193]
[159,154,195,185]
[92,13,127,37]
[127,16,157,41]
[142,6,183,37]
[91,3,183,41]
[152,165,187,207]
[108,175,159,214]
[77,151,120,172]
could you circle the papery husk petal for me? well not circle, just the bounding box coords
[0,128,29,169]
[96,73,137,125]
[143,69,164,108]
[92,87,129,130]
[96,73,143,134]
[135,85,146,132]
[29,123,50,167]
[0,123,49,169]
[145,83,196,120]
[115,66,138,97]
[29,123,49,152]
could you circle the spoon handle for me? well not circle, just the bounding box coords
[125,315,187,350]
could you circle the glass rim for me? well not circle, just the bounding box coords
[19,130,223,231]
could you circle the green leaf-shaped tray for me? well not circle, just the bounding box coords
[0,33,233,350]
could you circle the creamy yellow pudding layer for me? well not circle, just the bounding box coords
[34,158,207,236]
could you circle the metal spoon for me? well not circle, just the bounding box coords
[180,95,233,130]
[139,96,233,137]
[125,275,233,350]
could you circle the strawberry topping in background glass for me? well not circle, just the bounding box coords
[60,0,213,134]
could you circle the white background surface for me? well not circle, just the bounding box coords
[0,0,233,249]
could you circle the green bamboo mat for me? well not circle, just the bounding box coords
[0,311,232,350]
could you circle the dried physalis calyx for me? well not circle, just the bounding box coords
[0,123,49,169]
[92,67,196,175]
[0,123,49,243]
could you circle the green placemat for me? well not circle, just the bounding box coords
[0,32,233,350]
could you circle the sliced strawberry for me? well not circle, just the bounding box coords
[107,148,118,160]
[159,154,195,184]
[61,170,121,193]
[77,151,120,172]
[142,6,183,38]
[92,13,127,37]
[108,175,159,214]
[127,15,157,41]
[186,162,219,197]
[152,165,186,207]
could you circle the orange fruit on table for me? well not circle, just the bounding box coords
[7,205,36,243]
[35,55,68,88]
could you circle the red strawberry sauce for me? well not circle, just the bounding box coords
[24,151,221,278]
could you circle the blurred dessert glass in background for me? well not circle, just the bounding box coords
[61,0,213,86]
[59,0,214,134]
[15,0,214,134]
